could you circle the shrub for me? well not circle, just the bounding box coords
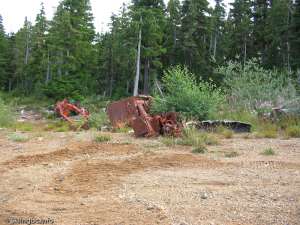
[285,125,300,138]
[261,148,275,156]
[217,60,299,114]
[94,134,111,143]
[89,111,109,129]
[151,66,225,120]
[0,97,15,128]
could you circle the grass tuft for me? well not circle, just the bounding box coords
[285,125,300,138]
[14,122,35,132]
[44,120,71,132]
[216,126,234,139]
[225,151,239,158]
[8,133,30,142]
[261,148,275,156]
[94,134,111,143]
[192,145,207,154]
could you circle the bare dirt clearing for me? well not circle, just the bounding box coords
[0,130,299,225]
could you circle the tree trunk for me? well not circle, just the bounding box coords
[45,50,50,84]
[143,58,150,95]
[213,31,218,59]
[133,17,142,96]
[243,37,247,66]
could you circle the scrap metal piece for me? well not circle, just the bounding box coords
[106,96,182,137]
[198,120,251,133]
[55,99,89,128]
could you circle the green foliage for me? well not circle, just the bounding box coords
[217,60,298,113]
[8,133,30,142]
[178,128,218,147]
[261,148,275,156]
[216,126,234,139]
[43,78,84,101]
[255,123,278,138]
[224,151,239,158]
[14,122,34,132]
[88,111,109,129]
[152,66,225,120]
[0,97,15,128]
[192,145,207,154]
[285,125,300,138]
[44,120,70,132]
[94,134,111,143]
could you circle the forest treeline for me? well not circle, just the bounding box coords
[0,0,299,100]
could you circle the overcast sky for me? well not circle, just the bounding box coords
[0,0,233,33]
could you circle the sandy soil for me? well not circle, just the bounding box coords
[0,129,299,225]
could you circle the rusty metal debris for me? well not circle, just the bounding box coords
[106,96,182,137]
[55,99,89,128]
[196,120,251,133]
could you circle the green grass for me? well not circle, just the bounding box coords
[114,126,132,133]
[261,148,275,156]
[285,125,300,138]
[44,120,71,132]
[178,128,219,147]
[192,145,207,154]
[14,122,35,132]
[216,126,234,139]
[94,134,111,143]
[88,111,109,129]
[160,128,218,149]
[0,98,15,128]
[8,133,30,142]
[225,151,239,158]
[160,137,177,146]
[255,123,278,138]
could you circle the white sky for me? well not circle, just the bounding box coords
[0,0,233,33]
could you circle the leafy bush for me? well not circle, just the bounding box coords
[88,111,109,129]
[0,97,15,128]
[151,66,225,120]
[217,60,298,113]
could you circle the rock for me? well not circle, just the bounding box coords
[201,193,208,199]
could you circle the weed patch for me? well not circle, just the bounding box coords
[225,151,239,158]
[94,134,111,143]
[285,125,300,138]
[8,133,30,142]
[192,145,207,154]
[261,148,275,156]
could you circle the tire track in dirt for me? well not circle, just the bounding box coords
[0,143,138,173]
[50,151,224,195]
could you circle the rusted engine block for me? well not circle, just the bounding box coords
[106,96,182,137]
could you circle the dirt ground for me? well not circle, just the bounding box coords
[0,128,299,225]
